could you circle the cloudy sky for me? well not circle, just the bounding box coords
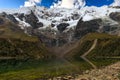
[0,0,116,8]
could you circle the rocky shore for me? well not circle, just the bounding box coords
[76,62,120,80]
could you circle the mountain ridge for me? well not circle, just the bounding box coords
[0,5,120,57]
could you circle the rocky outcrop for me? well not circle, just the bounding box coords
[25,11,43,29]
[0,12,7,17]
[74,18,102,38]
[32,28,74,47]
[109,12,120,22]
[0,17,4,25]
[17,13,25,21]
[57,23,70,32]
[71,13,80,20]
[7,14,18,23]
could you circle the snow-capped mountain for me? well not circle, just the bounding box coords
[1,5,120,30]
[0,5,120,46]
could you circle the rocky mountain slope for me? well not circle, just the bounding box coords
[0,6,120,48]
[0,14,53,59]
[0,5,120,58]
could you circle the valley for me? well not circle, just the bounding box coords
[0,2,120,80]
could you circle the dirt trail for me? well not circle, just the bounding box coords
[81,39,98,57]
[81,39,98,69]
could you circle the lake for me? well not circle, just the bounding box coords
[0,57,119,80]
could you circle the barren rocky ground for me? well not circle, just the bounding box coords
[76,62,120,80]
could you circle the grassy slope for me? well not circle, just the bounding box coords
[0,21,38,42]
[0,17,53,59]
[66,33,120,58]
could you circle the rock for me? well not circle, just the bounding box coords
[25,11,40,29]
[57,23,70,32]
[71,13,80,20]
[17,13,25,21]
[51,23,55,27]
[62,77,69,80]
[7,14,18,23]
[62,18,69,21]
[84,70,89,74]
[109,12,120,22]
[0,18,4,25]
[36,22,44,28]
[0,12,7,17]
[102,26,111,32]
[56,77,62,79]
[68,76,74,79]
[74,18,102,38]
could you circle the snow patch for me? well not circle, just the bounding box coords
[14,16,31,29]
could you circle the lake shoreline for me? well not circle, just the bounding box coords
[76,61,120,80]
[48,62,120,80]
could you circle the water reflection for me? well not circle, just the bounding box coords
[0,57,119,76]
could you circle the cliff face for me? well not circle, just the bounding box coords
[74,18,102,39]
[109,12,120,22]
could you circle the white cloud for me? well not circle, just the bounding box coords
[21,0,41,7]
[61,0,74,8]
[34,0,41,3]
[51,0,85,9]
[111,0,120,6]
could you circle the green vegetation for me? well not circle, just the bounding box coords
[0,21,38,42]
[0,18,53,59]
[67,33,120,58]
[87,33,120,58]
[0,59,92,80]
[66,40,93,59]
[0,58,119,80]
[0,38,53,59]
[90,58,120,68]
[118,73,120,79]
